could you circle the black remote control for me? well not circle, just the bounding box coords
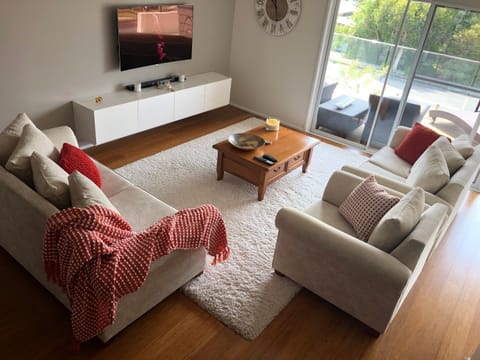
[253,156,274,165]
[262,154,277,163]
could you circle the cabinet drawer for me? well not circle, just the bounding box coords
[174,86,205,120]
[204,78,231,111]
[95,102,138,144]
[138,93,174,131]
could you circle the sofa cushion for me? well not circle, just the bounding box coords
[109,186,176,232]
[5,124,59,187]
[60,143,102,188]
[368,187,425,252]
[394,123,440,165]
[69,171,117,212]
[0,113,35,166]
[368,146,411,178]
[406,143,449,193]
[339,175,400,241]
[305,200,358,238]
[433,136,465,175]
[31,152,70,209]
[452,134,475,159]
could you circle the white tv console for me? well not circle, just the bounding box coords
[72,72,231,147]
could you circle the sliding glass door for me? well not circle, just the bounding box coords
[313,0,480,149]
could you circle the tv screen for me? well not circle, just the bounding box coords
[117,4,193,71]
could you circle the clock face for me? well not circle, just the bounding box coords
[255,0,301,36]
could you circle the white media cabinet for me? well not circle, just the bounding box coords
[72,72,231,147]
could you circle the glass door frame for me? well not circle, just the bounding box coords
[309,0,474,151]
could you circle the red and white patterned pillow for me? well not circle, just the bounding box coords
[339,175,400,241]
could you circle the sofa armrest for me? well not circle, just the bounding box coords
[43,126,78,150]
[273,207,412,332]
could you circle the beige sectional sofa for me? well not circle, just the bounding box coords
[0,123,206,342]
[342,126,480,235]
[273,170,448,333]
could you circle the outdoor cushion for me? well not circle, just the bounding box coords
[406,143,449,193]
[368,187,425,252]
[339,175,400,241]
[394,123,440,164]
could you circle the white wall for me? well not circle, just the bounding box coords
[229,0,329,130]
[0,0,235,130]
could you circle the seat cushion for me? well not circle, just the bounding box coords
[368,187,425,252]
[368,146,411,178]
[109,186,177,232]
[339,175,400,241]
[406,144,450,193]
[359,161,407,183]
[394,123,441,164]
[95,161,132,198]
[305,200,357,238]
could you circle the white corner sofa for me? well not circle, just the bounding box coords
[0,125,206,342]
[272,170,448,333]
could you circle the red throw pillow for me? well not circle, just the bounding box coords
[339,175,399,241]
[59,143,102,187]
[394,123,440,164]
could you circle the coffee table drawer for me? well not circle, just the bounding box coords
[287,153,305,171]
[223,157,260,184]
[266,162,287,182]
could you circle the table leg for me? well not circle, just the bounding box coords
[216,151,224,180]
[257,173,267,201]
[302,149,314,173]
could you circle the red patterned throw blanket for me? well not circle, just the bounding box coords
[43,204,229,344]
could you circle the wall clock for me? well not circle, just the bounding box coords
[255,0,302,36]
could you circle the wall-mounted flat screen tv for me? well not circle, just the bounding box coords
[117,4,193,71]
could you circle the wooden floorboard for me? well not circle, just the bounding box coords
[1,105,479,359]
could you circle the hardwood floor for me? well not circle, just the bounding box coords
[1,105,479,359]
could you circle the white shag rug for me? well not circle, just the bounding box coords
[116,118,365,339]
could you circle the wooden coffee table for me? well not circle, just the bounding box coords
[213,125,321,201]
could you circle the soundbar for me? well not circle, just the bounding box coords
[126,75,179,91]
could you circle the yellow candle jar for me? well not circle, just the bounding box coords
[265,117,280,131]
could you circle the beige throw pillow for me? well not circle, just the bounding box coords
[0,113,35,166]
[368,187,425,252]
[339,175,400,241]
[433,136,465,175]
[5,124,59,187]
[452,134,475,159]
[31,152,70,209]
[406,144,449,193]
[69,170,118,212]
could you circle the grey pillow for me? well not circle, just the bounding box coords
[0,113,35,166]
[30,152,70,209]
[5,124,59,187]
[452,134,474,159]
[433,136,465,175]
[69,170,118,212]
[368,187,425,252]
[406,144,449,193]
